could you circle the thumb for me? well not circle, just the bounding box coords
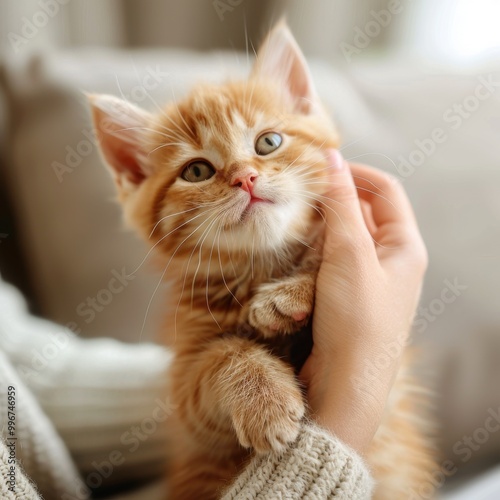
[321,149,369,251]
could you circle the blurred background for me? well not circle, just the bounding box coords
[0,1,499,498]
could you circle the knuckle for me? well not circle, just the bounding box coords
[326,181,357,205]
[378,171,402,191]
[344,232,374,255]
[330,236,372,267]
[415,243,429,273]
[404,239,429,275]
[384,172,403,188]
[373,172,407,201]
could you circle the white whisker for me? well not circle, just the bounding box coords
[149,206,201,238]
[174,210,223,340]
[190,211,226,311]
[339,130,375,152]
[345,152,397,171]
[141,207,220,342]
[129,209,217,276]
[205,216,224,331]
[217,226,242,306]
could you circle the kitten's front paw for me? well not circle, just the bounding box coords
[232,377,305,454]
[248,275,315,337]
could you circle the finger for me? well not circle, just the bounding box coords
[359,198,377,236]
[350,163,418,231]
[321,150,372,251]
[349,163,427,263]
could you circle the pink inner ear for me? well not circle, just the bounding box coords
[96,116,148,185]
[115,148,146,184]
[252,23,318,115]
[90,94,153,188]
[289,69,314,114]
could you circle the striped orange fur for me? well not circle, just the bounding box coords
[90,21,435,500]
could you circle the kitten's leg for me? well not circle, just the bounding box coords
[171,336,305,454]
[168,336,305,499]
[247,273,316,336]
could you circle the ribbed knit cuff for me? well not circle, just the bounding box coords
[0,439,41,500]
[222,423,374,499]
[0,351,88,500]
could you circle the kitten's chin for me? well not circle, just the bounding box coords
[221,200,305,253]
[240,198,274,222]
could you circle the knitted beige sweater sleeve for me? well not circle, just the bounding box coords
[222,423,373,499]
[0,439,42,500]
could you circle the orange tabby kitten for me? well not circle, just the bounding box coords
[89,22,434,499]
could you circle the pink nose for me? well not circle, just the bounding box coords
[231,170,258,194]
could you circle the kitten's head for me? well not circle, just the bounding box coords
[89,22,338,259]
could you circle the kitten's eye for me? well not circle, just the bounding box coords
[255,132,282,155]
[181,161,215,182]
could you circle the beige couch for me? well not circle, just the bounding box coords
[1,49,500,497]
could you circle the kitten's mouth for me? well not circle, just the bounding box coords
[249,196,268,205]
[241,195,273,220]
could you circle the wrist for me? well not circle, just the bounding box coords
[304,351,399,455]
[312,393,381,455]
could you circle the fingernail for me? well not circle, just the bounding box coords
[328,149,344,170]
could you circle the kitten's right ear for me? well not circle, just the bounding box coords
[252,20,320,115]
[88,94,154,194]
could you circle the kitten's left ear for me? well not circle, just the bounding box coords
[252,20,319,115]
[88,94,154,197]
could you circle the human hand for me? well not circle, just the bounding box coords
[300,150,428,454]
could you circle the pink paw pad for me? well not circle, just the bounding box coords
[291,312,308,322]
